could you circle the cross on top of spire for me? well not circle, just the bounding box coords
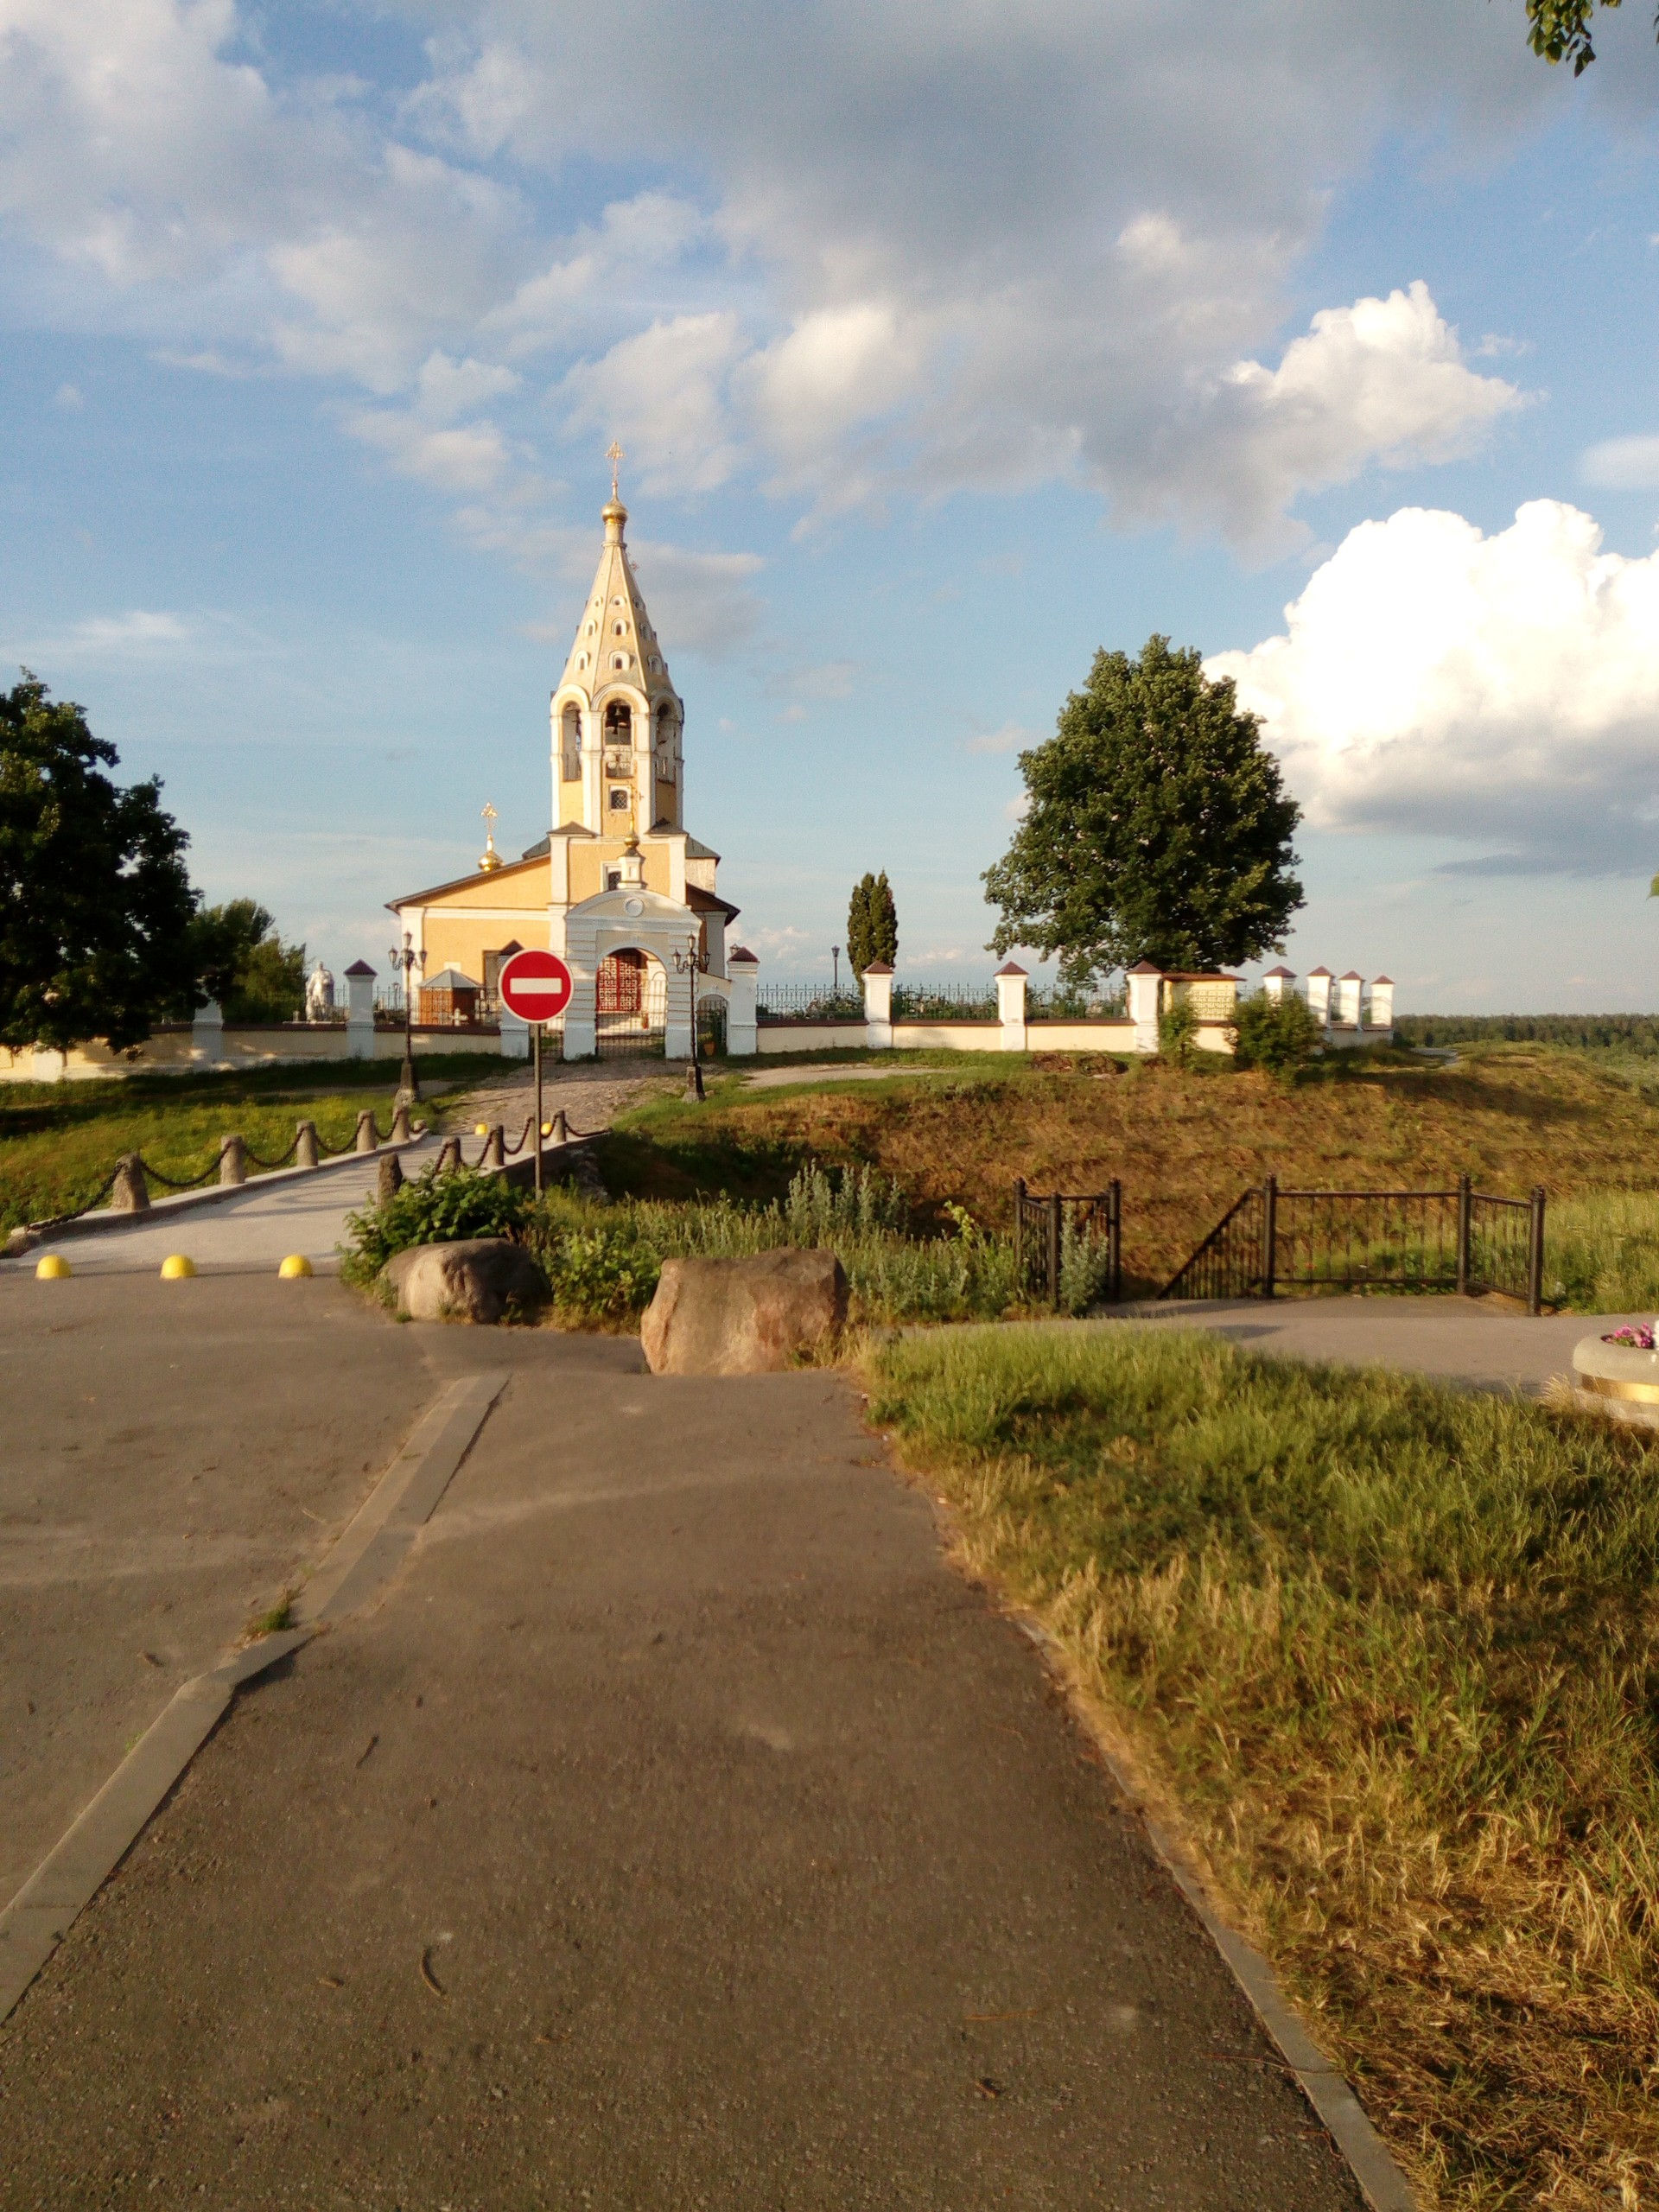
[607,441,624,500]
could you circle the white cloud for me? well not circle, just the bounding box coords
[1128,282,1522,551]
[558,312,745,495]
[51,381,81,409]
[0,0,1561,547]
[967,721,1040,754]
[1205,500,1659,871]
[1580,435,1659,490]
[345,408,510,493]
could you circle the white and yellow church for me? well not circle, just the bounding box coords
[388,481,747,1058]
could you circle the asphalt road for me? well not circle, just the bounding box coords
[0,1303,1365,2210]
[0,1269,521,1908]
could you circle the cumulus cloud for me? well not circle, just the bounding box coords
[0,0,1561,544]
[1205,501,1659,872]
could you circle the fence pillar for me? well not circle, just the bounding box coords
[1126,963,1161,1054]
[862,961,893,1051]
[377,1152,404,1203]
[1529,1186,1547,1317]
[296,1120,320,1170]
[481,1123,505,1169]
[1456,1173,1471,1297]
[1260,1174,1278,1299]
[192,996,224,1069]
[1048,1192,1063,1312]
[343,961,377,1060]
[995,963,1027,1053]
[219,1133,247,1187]
[390,1101,413,1144]
[727,948,759,1057]
[354,1109,378,1154]
[1108,1178,1122,1305]
[1304,968,1333,1027]
[111,1154,150,1213]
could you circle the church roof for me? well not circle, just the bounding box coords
[557,498,679,710]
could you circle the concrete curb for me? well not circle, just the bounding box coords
[1019,1622,1418,2211]
[0,1369,507,2027]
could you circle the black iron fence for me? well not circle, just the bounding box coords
[756,984,864,1021]
[892,984,998,1021]
[1160,1173,1547,1313]
[1012,1176,1123,1309]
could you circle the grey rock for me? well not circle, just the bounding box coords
[382,1237,547,1325]
[641,1249,848,1376]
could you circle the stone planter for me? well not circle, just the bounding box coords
[1570,1333,1659,1430]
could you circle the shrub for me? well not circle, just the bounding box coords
[1233,988,1322,1079]
[539,1218,663,1325]
[341,1166,534,1284]
[1156,997,1199,1067]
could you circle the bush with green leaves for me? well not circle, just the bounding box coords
[1233,989,1323,1079]
[341,1166,535,1283]
[1157,997,1199,1067]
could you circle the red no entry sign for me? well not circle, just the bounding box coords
[497,948,573,1022]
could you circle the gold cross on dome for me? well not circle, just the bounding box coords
[480,800,497,835]
[607,441,624,499]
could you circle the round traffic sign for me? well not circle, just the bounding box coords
[497,948,573,1023]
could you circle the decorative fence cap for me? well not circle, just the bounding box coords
[728,945,759,965]
[344,959,377,977]
[862,960,894,976]
[995,961,1027,977]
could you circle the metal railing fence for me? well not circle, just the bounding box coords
[1160,1173,1547,1312]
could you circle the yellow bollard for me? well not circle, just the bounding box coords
[278,1253,314,1280]
[474,1122,489,1136]
[159,1254,196,1281]
[35,1253,71,1280]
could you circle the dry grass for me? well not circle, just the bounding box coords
[864,1323,1659,2209]
[623,1045,1659,1296]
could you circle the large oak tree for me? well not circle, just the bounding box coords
[983,635,1303,993]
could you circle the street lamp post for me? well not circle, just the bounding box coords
[387,931,421,1104]
[831,944,842,1001]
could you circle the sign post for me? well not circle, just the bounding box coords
[496,950,575,1196]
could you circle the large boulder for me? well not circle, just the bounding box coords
[641,1249,849,1376]
[382,1237,547,1325]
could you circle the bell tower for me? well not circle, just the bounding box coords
[550,459,684,838]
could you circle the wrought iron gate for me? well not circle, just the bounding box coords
[1012,1177,1122,1309]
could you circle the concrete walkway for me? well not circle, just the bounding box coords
[1130,1294,1637,1393]
[0,1297,1369,2210]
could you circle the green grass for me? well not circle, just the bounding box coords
[0,1053,504,1230]
[1545,1191,1659,1312]
[864,1323,1659,2210]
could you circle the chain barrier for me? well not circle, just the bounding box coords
[244,1133,302,1172]
[29,1166,122,1233]
[135,1153,219,1192]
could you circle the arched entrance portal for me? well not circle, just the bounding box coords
[596,947,667,1056]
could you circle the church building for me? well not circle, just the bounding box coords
[388,480,741,1056]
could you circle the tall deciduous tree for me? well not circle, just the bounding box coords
[0,672,199,1054]
[983,636,1303,992]
[186,899,305,1023]
[847,871,899,978]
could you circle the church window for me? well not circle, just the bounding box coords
[609,786,630,810]
[613,620,625,635]
[604,868,620,892]
[613,653,627,670]
[578,653,588,669]
[604,702,632,739]
[651,656,661,671]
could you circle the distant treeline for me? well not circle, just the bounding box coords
[1395,1014,1659,1056]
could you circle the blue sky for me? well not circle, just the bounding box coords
[3,2,1659,1007]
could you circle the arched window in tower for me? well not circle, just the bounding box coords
[560,702,581,784]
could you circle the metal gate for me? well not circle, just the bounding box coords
[595,950,666,1058]
[1160,1173,1547,1312]
[1012,1178,1122,1309]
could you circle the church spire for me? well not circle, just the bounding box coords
[550,470,686,836]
